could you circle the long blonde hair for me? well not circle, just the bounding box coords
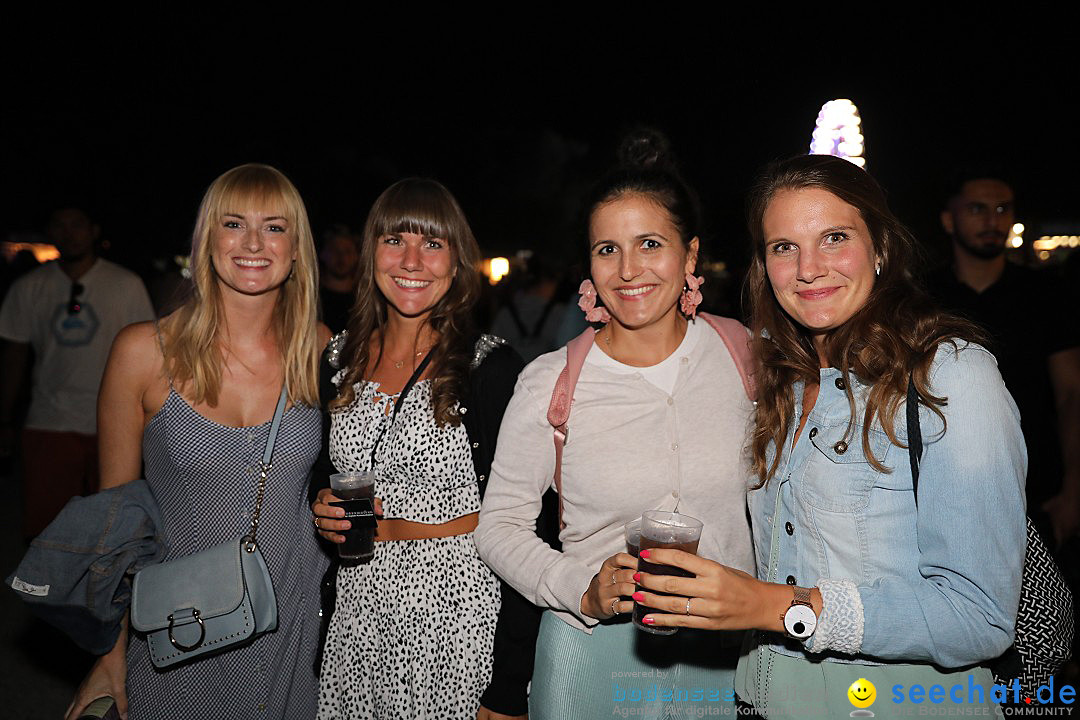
[163,164,320,406]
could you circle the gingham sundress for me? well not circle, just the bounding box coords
[125,388,327,719]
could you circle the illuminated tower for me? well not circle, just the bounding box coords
[810,99,865,168]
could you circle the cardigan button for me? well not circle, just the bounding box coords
[808,427,818,439]
[472,442,479,449]
[833,440,848,455]
[459,407,468,415]
[835,377,846,390]
[785,522,794,536]
[479,475,486,481]
[786,575,796,585]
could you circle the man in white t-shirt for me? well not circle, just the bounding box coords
[0,206,155,539]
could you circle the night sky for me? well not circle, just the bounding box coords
[5,22,1077,279]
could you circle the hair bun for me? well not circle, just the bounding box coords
[616,128,674,172]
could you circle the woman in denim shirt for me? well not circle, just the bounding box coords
[633,155,1025,716]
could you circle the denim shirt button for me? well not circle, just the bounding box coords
[785,522,794,536]
[808,427,818,439]
[786,575,796,585]
[835,377,846,390]
[833,440,848,455]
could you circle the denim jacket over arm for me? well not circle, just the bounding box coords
[748,341,1026,668]
[6,479,166,654]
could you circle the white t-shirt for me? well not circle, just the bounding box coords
[584,318,703,396]
[0,259,155,434]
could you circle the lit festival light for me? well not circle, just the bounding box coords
[809,99,866,168]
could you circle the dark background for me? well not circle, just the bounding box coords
[4,22,1078,285]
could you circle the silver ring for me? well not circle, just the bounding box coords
[685,597,693,616]
[313,517,321,531]
[611,571,618,586]
[610,597,620,616]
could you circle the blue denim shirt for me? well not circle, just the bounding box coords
[747,342,1026,668]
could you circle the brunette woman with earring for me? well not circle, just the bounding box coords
[476,131,755,719]
[632,155,1024,717]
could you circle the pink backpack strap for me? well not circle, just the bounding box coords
[698,313,757,403]
[547,328,595,529]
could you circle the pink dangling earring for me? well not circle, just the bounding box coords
[577,279,611,324]
[680,273,704,318]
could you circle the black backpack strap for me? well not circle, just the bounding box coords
[906,374,923,506]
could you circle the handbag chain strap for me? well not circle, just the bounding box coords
[243,385,290,553]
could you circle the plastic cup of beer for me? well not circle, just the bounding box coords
[624,518,642,558]
[633,510,703,635]
[329,471,376,563]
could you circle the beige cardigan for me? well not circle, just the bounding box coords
[475,326,756,632]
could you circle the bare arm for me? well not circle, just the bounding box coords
[0,340,30,457]
[66,323,161,719]
[65,618,129,720]
[1043,347,1080,547]
[97,323,161,489]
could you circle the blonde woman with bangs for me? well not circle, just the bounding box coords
[66,164,331,720]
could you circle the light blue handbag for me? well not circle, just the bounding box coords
[130,386,287,669]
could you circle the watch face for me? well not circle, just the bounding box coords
[784,604,817,638]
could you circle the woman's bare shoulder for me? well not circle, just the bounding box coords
[107,319,167,385]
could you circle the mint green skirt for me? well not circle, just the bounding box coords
[735,638,1004,718]
[530,611,742,719]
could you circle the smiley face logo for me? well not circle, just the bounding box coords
[847,678,876,709]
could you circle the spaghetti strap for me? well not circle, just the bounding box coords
[152,319,174,389]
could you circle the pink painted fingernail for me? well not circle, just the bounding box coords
[632,591,645,602]
[640,549,651,559]
[642,616,655,625]
[633,572,641,583]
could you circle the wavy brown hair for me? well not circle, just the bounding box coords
[331,178,481,426]
[745,155,983,484]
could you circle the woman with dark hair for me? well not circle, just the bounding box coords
[632,155,1025,716]
[310,178,527,719]
[476,131,755,718]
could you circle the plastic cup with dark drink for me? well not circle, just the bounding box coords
[624,518,642,558]
[633,510,703,635]
[330,471,377,564]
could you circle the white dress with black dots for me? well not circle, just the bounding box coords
[317,377,501,720]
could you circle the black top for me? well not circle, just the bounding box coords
[309,334,558,715]
[926,262,1080,506]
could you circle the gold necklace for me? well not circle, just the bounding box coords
[391,347,429,370]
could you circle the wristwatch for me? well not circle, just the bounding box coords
[782,586,817,639]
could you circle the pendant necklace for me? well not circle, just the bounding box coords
[392,347,429,370]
